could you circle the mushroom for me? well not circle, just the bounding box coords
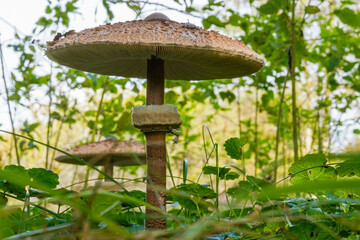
[46,13,264,229]
[54,139,146,181]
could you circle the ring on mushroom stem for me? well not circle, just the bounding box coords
[46,12,264,230]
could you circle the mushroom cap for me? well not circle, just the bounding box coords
[46,13,264,80]
[54,140,146,166]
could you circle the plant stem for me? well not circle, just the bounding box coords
[45,66,53,169]
[274,76,288,183]
[84,77,108,188]
[254,76,259,176]
[237,83,242,138]
[0,39,20,165]
[215,143,219,211]
[290,0,299,162]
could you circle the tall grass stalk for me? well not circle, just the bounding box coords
[0,39,20,165]
[45,65,54,169]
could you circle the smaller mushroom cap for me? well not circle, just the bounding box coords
[55,140,146,166]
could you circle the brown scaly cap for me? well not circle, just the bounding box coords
[46,13,265,80]
[54,140,146,166]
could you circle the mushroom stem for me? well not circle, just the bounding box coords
[145,55,167,230]
[103,156,114,182]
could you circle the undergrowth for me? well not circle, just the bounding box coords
[0,128,360,240]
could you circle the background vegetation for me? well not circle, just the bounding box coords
[0,0,360,239]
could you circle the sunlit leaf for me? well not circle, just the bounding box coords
[224,137,248,160]
[288,154,337,184]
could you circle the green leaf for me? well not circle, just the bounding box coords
[353,129,360,134]
[288,221,335,240]
[171,183,216,213]
[223,172,240,180]
[288,154,337,184]
[202,15,225,29]
[336,156,360,177]
[224,137,248,160]
[28,168,59,190]
[45,6,52,14]
[227,181,252,199]
[176,183,217,199]
[305,6,320,14]
[334,8,360,28]
[203,166,229,176]
[258,0,285,15]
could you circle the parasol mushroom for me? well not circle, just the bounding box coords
[54,139,146,181]
[46,13,265,229]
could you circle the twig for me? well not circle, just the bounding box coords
[107,0,202,19]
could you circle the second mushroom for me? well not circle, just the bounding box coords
[46,12,264,230]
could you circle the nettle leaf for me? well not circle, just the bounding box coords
[202,166,240,180]
[0,165,29,197]
[224,137,248,160]
[246,176,272,190]
[227,176,271,200]
[288,221,335,240]
[171,183,216,213]
[227,181,252,200]
[336,158,360,177]
[176,183,217,199]
[305,5,320,14]
[28,168,59,190]
[288,154,337,184]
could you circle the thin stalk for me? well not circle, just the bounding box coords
[84,77,109,188]
[45,65,53,169]
[49,106,67,169]
[0,39,20,165]
[237,84,246,180]
[215,143,219,211]
[166,150,177,188]
[290,0,299,162]
[237,83,242,138]
[273,76,288,183]
[254,77,259,176]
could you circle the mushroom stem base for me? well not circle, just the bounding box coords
[145,132,167,230]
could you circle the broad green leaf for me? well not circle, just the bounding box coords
[288,154,337,184]
[28,168,59,190]
[224,137,248,160]
[202,15,225,29]
[334,8,360,28]
[227,181,252,200]
[258,0,285,14]
[202,166,240,180]
[176,183,217,199]
[171,183,216,213]
[336,158,360,177]
[288,221,335,240]
[305,6,320,14]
